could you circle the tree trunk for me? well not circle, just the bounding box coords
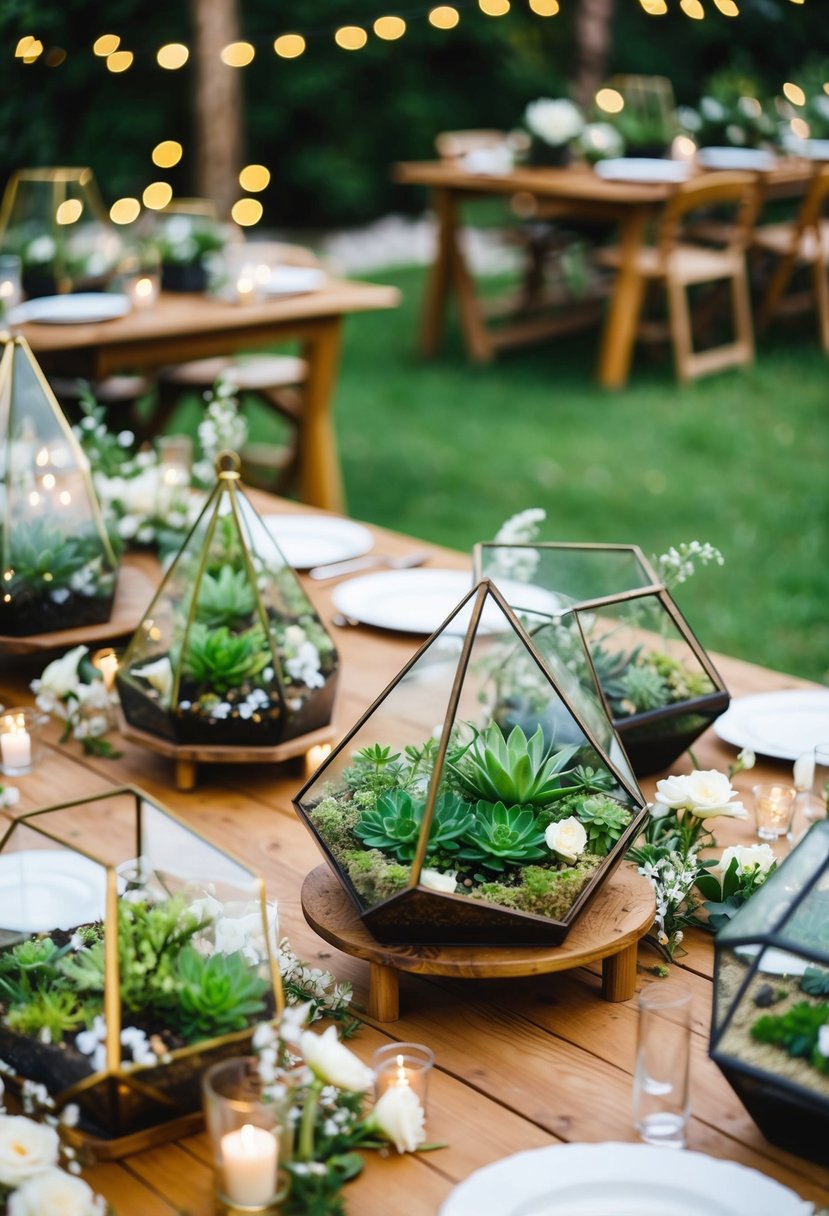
[188,0,244,220]
[572,0,615,110]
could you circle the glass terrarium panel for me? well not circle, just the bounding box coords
[0,789,279,1145]
[117,465,338,746]
[0,339,117,635]
[476,542,656,608]
[297,584,645,929]
[0,168,121,295]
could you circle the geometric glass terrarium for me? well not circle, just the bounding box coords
[0,336,118,635]
[0,167,121,297]
[294,579,648,947]
[474,542,729,776]
[117,452,338,748]
[0,786,282,1157]
[710,821,829,1166]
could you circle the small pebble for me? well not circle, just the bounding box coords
[753,983,778,1008]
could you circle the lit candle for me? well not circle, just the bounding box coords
[372,1043,433,1108]
[305,742,332,777]
[92,649,119,692]
[753,783,796,841]
[220,1123,277,1207]
[1,714,31,773]
[126,273,160,311]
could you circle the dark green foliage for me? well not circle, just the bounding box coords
[174,946,270,1039]
[751,1000,829,1075]
[195,566,257,629]
[5,519,101,593]
[456,801,548,873]
[801,968,829,998]
[181,622,270,695]
[354,789,474,863]
[447,722,578,808]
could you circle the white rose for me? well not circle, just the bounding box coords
[713,843,777,879]
[682,770,746,820]
[525,98,584,146]
[132,656,173,704]
[369,1085,426,1153]
[545,816,588,863]
[0,1116,60,1186]
[653,773,691,809]
[793,751,815,793]
[0,785,20,809]
[8,1166,105,1216]
[299,1025,374,1093]
[818,1024,829,1059]
[37,645,88,700]
[419,869,458,894]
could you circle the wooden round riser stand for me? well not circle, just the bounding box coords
[301,863,656,1022]
[119,718,337,791]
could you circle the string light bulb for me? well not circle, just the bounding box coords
[231,198,263,226]
[680,0,705,16]
[639,0,668,11]
[157,43,189,69]
[239,164,270,192]
[274,34,305,58]
[334,26,368,49]
[783,82,806,106]
[92,34,120,56]
[595,87,624,113]
[712,0,739,12]
[429,6,460,29]
[221,41,255,67]
[529,0,559,13]
[152,140,183,168]
[55,200,83,225]
[374,16,407,39]
[110,198,141,225]
[479,0,510,15]
[142,182,173,210]
[106,49,134,72]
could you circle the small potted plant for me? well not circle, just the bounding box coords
[524,98,585,167]
[154,210,226,293]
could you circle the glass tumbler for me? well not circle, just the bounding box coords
[632,981,692,1149]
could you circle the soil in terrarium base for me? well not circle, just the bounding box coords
[0,588,115,637]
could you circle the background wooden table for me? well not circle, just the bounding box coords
[0,500,826,1214]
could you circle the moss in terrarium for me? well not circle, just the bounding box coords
[648,651,714,702]
[472,855,603,918]
[341,848,411,905]
[308,797,361,853]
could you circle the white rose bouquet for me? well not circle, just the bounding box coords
[694,842,778,932]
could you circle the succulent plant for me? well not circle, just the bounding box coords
[180,622,271,695]
[354,788,475,863]
[0,936,72,1004]
[457,801,549,872]
[575,795,633,856]
[751,1000,829,1075]
[4,520,101,594]
[6,989,88,1041]
[195,565,256,629]
[618,663,670,713]
[448,722,578,808]
[174,945,270,1041]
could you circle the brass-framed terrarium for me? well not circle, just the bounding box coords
[0,167,121,297]
[0,335,119,636]
[474,542,729,776]
[116,453,339,778]
[0,785,283,1157]
[153,199,227,293]
[294,579,648,947]
[710,821,829,1166]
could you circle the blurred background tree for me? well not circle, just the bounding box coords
[0,0,823,228]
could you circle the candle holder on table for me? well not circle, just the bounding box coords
[372,1042,434,1110]
[0,707,45,775]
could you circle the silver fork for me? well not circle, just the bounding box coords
[308,549,430,581]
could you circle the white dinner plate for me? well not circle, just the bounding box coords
[331,569,560,635]
[262,514,373,569]
[0,849,106,933]
[594,158,691,184]
[439,1143,812,1216]
[7,292,131,325]
[260,266,326,296]
[798,139,829,162]
[697,147,777,172]
[713,689,829,762]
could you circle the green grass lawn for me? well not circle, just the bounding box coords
[173,264,829,684]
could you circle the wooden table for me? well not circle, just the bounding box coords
[0,499,827,1214]
[9,279,400,513]
[394,158,813,387]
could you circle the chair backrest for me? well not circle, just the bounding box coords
[793,164,829,236]
[435,129,530,159]
[657,171,760,261]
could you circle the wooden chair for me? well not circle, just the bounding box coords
[597,171,759,383]
[753,164,829,352]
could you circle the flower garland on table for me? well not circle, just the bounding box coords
[30,645,121,759]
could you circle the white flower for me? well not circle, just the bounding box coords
[736,748,755,772]
[368,1085,426,1153]
[700,96,726,122]
[299,1026,374,1093]
[581,122,624,157]
[818,1025,829,1059]
[35,645,88,701]
[8,1165,105,1216]
[544,816,587,863]
[132,656,173,704]
[26,235,56,264]
[0,1115,60,1186]
[652,773,692,809]
[419,868,458,893]
[794,751,816,793]
[525,98,584,146]
[0,786,19,809]
[713,843,777,879]
[654,770,746,821]
[494,507,546,544]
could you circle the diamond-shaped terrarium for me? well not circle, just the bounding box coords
[294,580,648,946]
[0,336,118,636]
[474,542,729,776]
[710,821,829,1166]
[117,453,338,786]
[0,786,282,1158]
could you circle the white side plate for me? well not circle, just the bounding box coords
[439,1143,812,1216]
[697,147,777,172]
[331,569,560,635]
[594,158,691,183]
[261,266,326,296]
[262,515,373,569]
[713,689,829,761]
[0,849,106,932]
[7,292,131,325]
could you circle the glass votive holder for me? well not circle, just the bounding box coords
[124,270,161,311]
[752,783,797,841]
[0,708,44,777]
[203,1056,291,1214]
[91,647,120,693]
[372,1042,434,1112]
